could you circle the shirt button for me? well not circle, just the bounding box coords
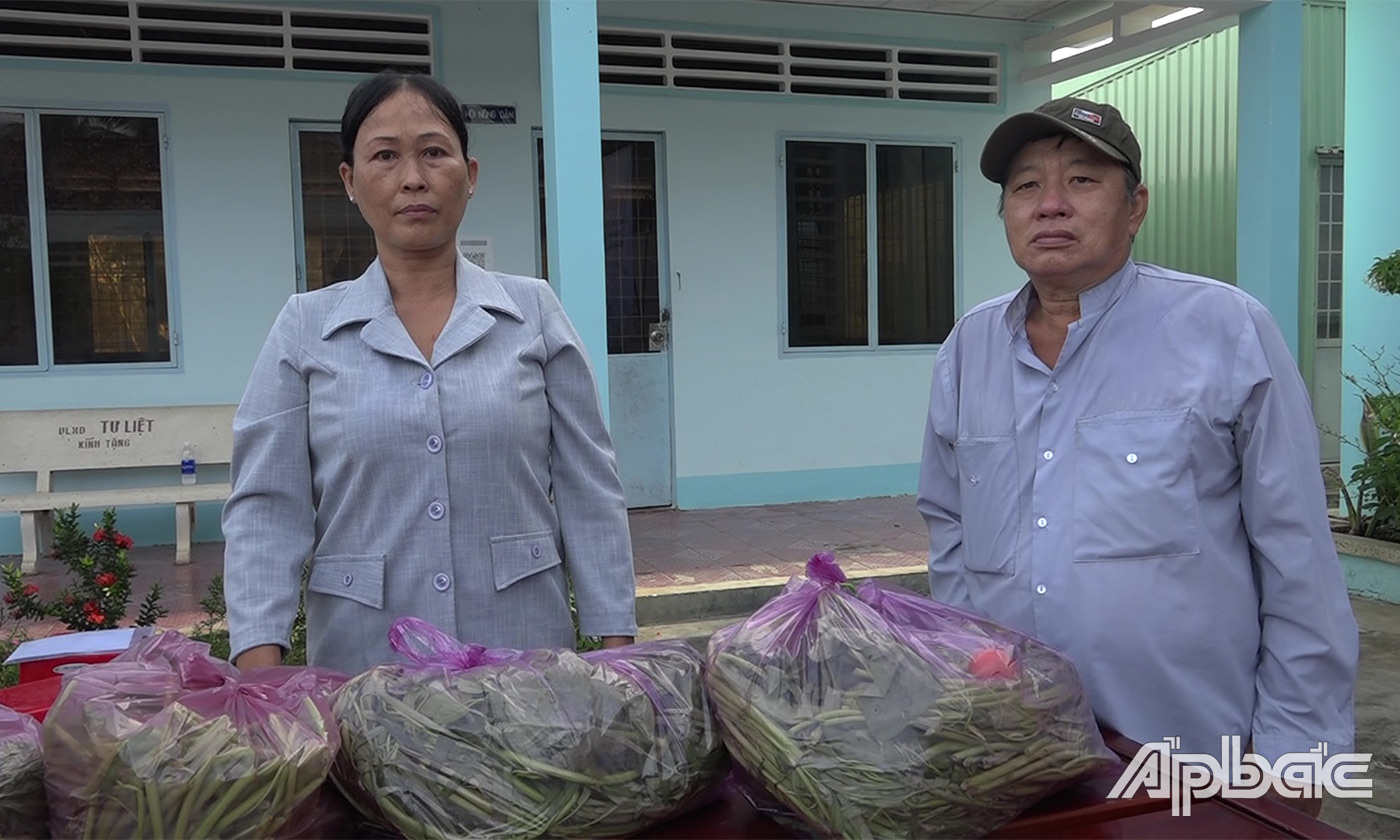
[1036,584,1048,595]
[1126,453,1139,464]
[969,476,979,485]
[428,501,445,520]
[1051,383,1060,392]
[1042,450,1054,461]
[419,371,434,389]
[433,573,451,592]
[531,544,542,559]
[1036,517,1048,528]
[343,573,354,586]
[427,435,443,454]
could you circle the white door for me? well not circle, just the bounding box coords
[1313,157,1343,466]
[537,135,674,507]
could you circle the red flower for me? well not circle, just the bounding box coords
[2,593,12,605]
[63,595,75,605]
[83,600,98,612]
[22,584,38,597]
[93,528,107,542]
[87,611,105,624]
[94,572,117,588]
[115,534,133,550]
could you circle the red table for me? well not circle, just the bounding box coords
[647,730,1352,839]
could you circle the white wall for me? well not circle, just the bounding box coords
[596,0,1050,501]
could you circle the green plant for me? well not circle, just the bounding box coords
[1335,348,1400,541]
[190,573,309,666]
[1365,249,1400,296]
[1,506,167,632]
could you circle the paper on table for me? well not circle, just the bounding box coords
[3,627,155,664]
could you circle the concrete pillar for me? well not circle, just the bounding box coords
[1341,0,1400,481]
[538,0,610,421]
[1236,0,1304,360]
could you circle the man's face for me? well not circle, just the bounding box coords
[1000,135,1147,291]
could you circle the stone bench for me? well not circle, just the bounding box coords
[0,405,236,573]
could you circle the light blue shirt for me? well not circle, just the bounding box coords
[917,259,1358,763]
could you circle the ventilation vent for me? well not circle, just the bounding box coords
[599,28,999,104]
[0,0,432,73]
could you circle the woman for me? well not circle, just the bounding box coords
[223,70,637,675]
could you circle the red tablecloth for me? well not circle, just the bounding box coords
[646,730,1352,840]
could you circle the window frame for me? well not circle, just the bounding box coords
[1,103,179,374]
[777,132,960,356]
[1314,152,1343,349]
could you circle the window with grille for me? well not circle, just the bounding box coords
[784,139,955,349]
[294,126,376,291]
[1,109,171,368]
[1316,158,1342,342]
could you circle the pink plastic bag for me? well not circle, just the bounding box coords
[0,704,47,839]
[42,631,345,839]
[332,617,727,839]
[705,553,1114,839]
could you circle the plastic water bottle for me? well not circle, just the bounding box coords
[180,443,197,486]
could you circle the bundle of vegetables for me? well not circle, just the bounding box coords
[42,631,346,839]
[705,553,1114,839]
[0,705,47,838]
[333,617,727,839]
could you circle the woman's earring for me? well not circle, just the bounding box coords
[349,195,356,204]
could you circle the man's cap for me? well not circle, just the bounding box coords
[979,97,1142,185]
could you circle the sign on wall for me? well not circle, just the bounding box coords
[461,104,516,125]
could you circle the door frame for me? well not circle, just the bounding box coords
[532,128,677,507]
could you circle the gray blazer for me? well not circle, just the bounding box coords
[222,256,638,675]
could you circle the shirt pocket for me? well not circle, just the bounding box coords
[490,530,562,591]
[953,435,1020,574]
[307,554,386,609]
[1073,408,1201,562]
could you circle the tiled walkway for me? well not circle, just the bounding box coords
[2,495,928,634]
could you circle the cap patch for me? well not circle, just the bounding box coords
[1070,107,1103,126]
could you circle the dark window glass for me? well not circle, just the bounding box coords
[0,111,37,365]
[40,114,169,364]
[297,130,376,290]
[785,141,867,347]
[876,144,954,345]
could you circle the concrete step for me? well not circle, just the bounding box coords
[633,565,929,651]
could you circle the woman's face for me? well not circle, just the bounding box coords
[339,88,477,262]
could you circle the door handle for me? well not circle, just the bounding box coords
[648,321,669,351]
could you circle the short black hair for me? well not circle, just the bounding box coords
[340,70,470,166]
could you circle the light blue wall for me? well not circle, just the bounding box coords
[0,0,1050,551]
[1341,0,1400,483]
[1236,0,1304,360]
[596,0,1051,506]
[0,3,547,550]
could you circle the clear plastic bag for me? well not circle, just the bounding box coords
[42,631,345,839]
[0,704,47,839]
[705,553,1114,839]
[332,617,728,839]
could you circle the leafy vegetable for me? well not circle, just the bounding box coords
[42,631,343,839]
[705,554,1114,839]
[0,707,46,838]
[333,626,727,839]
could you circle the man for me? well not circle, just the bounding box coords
[916,97,1358,816]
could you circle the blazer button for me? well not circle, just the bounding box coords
[427,435,443,454]
[433,573,451,592]
[343,573,354,586]
[531,544,542,559]
[419,371,434,389]
[428,501,445,520]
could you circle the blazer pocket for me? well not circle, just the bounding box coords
[307,554,386,609]
[1073,408,1201,562]
[952,435,1020,574]
[490,530,561,591]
